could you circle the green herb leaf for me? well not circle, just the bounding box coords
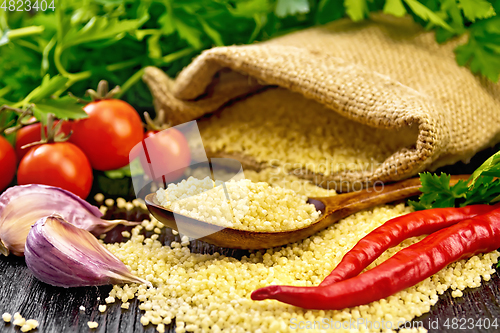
[470,150,500,185]
[275,0,310,18]
[455,17,500,82]
[410,150,500,210]
[147,33,162,59]
[345,0,369,22]
[1,0,499,133]
[172,13,204,49]
[435,0,465,43]
[463,176,500,206]
[158,11,176,36]
[62,16,146,48]
[458,0,495,22]
[229,0,271,18]
[383,0,407,17]
[409,172,469,210]
[404,0,453,31]
[316,0,346,24]
[198,17,224,46]
[31,96,87,122]
[25,75,69,104]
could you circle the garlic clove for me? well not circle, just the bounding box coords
[25,215,148,288]
[0,184,141,256]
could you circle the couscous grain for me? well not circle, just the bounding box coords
[117,198,127,209]
[94,193,104,203]
[12,317,25,327]
[156,177,320,231]
[105,202,499,332]
[198,88,419,176]
[87,321,98,329]
[20,319,38,332]
[2,312,11,323]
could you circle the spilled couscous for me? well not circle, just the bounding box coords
[97,169,499,332]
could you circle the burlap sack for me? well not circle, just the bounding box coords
[144,14,500,191]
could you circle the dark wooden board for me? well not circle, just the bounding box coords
[1,146,499,333]
[2,238,500,333]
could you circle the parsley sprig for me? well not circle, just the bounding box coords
[409,150,500,210]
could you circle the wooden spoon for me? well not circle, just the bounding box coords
[145,175,469,250]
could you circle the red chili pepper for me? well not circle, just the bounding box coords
[251,207,500,310]
[320,204,497,286]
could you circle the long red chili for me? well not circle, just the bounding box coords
[320,204,497,286]
[251,208,500,310]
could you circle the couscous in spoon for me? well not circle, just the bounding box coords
[145,175,469,250]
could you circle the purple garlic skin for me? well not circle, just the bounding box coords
[0,184,140,256]
[25,215,148,288]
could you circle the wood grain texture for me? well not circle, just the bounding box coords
[0,147,499,333]
[1,237,500,333]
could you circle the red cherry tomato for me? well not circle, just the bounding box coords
[70,99,143,171]
[15,119,73,161]
[0,136,16,192]
[17,142,93,199]
[134,129,191,183]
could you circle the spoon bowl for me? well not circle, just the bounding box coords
[145,175,469,249]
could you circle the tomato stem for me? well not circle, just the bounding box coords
[20,113,71,149]
[144,109,170,132]
[86,81,121,101]
[0,105,35,135]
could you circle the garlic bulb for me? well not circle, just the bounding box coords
[0,184,141,256]
[25,215,148,287]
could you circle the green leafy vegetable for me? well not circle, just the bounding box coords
[409,150,500,210]
[408,172,469,210]
[1,0,500,133]
[32,96,88,122]
[435,0,465,43]
[457,0,495,22]
[404,0,452,31]
[383,0,407,17]
[455,15,500,82]
[275,0,310,18]
[316,0,345,24]
[470,149,500,184]
[345,0,370,22]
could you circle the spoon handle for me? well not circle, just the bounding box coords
[318,175,471,217]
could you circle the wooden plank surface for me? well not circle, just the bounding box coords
[1,236,500,333]
[1,147,499,333]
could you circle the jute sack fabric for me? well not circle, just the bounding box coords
[144,14,500,191]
